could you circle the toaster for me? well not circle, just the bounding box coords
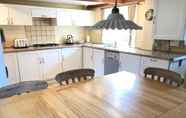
[14,38,29,48]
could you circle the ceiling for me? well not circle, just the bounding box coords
[29,0,105,6]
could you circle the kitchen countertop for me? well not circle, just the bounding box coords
[3,43,186,61]
[1,71,186,118]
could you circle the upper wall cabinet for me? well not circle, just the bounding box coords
[57,9,95,26]
[0,4,32,25]
[31,7,57,18]
[153,0,186,40]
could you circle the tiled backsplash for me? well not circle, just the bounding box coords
[1,20,86,47]
[25,18,56,44]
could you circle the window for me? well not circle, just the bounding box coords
[102,6,134,47]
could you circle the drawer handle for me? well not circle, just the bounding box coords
[5,66,9,78]
[150,59,158,62]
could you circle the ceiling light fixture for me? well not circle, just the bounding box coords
[92,0,142,30]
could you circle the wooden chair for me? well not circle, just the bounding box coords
[144,67,184,87]
[0,80,48,99]
[55,69,95,86]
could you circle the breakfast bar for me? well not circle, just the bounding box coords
[0,71,186,118]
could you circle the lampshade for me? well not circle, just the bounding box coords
[92,6,142,30]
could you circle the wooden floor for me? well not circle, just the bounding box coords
[0,71,186,118]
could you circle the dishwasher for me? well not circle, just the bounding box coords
[104,50,120,75]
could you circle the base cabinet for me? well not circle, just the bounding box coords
[17,51,42,81]
[83,47,104,76]
[61,47,82,71]
[17,49,61,81]
[83,47,94,69]
[140,57,169,75]
[4,53,20,84]
[119,54,141,74]
[40,50,61,80]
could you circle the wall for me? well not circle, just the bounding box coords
[0,25,86,47]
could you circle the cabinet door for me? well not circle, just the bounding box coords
[40,50,61,80]
[0,6,9,25]
[119,53,141,74]
[8,5,32,25]
[17,52,42,81]
[93,49,104,76]
[31,7,57,18]
[140,57,169,76]
[153,0,186,40]
[83,47,94,69]
[71,10,94,26]
[4,53,20,84]
[57,9,72,26]
[62,47,82,71]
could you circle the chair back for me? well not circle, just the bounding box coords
[144,67,184,87]
[55,69,95,85]
[0,81,48,99]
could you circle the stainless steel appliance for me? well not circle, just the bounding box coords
[65,34,74,44]
[14,38,29,48]
[0,30,8,88]
[104,50,119,75]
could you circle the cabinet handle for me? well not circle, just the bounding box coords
[153,16,156,24]
[5,66,9,78]
[150,59,158,62]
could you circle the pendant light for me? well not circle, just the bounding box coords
[92,0,142,30]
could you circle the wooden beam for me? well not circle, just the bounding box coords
[87,0,144,9]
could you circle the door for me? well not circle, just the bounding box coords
[153,0,186,40]
[8,5,32,25]
[62,47,82,71]
[40,50,61,80]
[0,6,9,25]
[17,51,42,81]
[83,47,94,69]
[93,49,104,76]
[4,53,20,84]
[119,53,141,74]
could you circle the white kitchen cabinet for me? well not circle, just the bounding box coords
[61,47,82,71]
[71,10,95,26]
[83,47,104,76]
[153,0,186,40]
[17,49,61,81]
[0,4,32,25]
[93,49,104,76]
[119,53,141,74]
[140,57,169,76]
[57,9,73,26]
[17,51,42,81]
[83,47,94,69]
[31,7,57,18]
[40,50,61,80]
[0,5,9,25]
[4,53,20,84]
[57,9,95,26]
[8,5,32,25]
